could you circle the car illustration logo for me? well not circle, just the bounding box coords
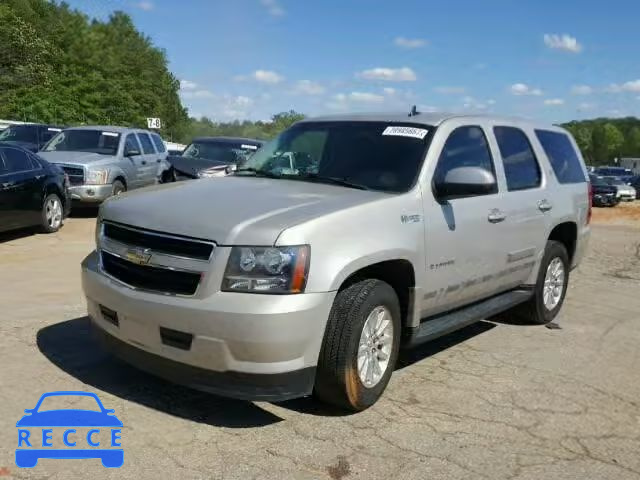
[15,391,123,468]
[125,247,152,265]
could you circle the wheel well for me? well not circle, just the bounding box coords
[548,222,577,262]
[44,183,64,205]
[114,176,126,188]
[340,260,415,328]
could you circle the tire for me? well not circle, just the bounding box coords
[41,193,64,233]
[315,279,401,411]
[161,168,176,183]
[506,241,570,325]
[112,180,126,196]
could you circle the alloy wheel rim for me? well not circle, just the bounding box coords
[543,257,565,310]
[357,305,394,388]
[46,198,62,229]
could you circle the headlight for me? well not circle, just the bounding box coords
[197,167,226,178]
[86,169,109,184]
[222,246,310,294]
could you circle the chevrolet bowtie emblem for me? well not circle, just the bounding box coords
[125,247,152,266]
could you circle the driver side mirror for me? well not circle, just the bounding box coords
[225,164,237,174]
[434,166,497,201]
[125,148,141,157]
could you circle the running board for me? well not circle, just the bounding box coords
[404,289,533,348]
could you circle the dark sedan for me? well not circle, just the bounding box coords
[589,174,619,207]
[0,142,71,234]
[163,137,264,181]
[629,175,640,199]
[0,124,64,152]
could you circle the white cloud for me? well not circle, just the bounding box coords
[181,89,214,99]
[607,79,640,93]
[259,0,285,17]
[544,98,565,106]
[180,80,198,90]
[134,1,154,11]
[394,37,427,48]
[434,86,466,94]
[383,87,396,96]
[252,70,284,84]
[358,67,417,82]
[543,34,582,53]
[578,102,595,111]
[293,80,325,95]
[348,92,385,103]
[487,99,496,105]
[571,84,593,95]
[461,96,492,111]
[510,83,543,96]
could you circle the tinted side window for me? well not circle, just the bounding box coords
[494,127,541,191]
[1,147,35,172]
[433,126,497,195]
[151,134,166,153]
[535,130,586,184]
[137,133,155,154]
[125,134,141,153]
[40,128,60,145]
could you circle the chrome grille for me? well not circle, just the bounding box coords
[60,165,84,186]
[99,221,214,296]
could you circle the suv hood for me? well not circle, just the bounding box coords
[38,151,114,166]
[101,176,389,245]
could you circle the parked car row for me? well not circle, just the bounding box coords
[0,120,266,236]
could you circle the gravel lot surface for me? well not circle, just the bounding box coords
[1,204,639,479]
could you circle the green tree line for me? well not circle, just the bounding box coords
[562,118,640,166]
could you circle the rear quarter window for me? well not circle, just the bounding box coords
[535,130,586,184]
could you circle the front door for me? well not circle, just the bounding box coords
[420,123,510,318]
[0,147,45,229]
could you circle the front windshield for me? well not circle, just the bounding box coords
[0,125,38,143]
[182,141,258,164]
[237,122,430,193]
[43,130,121,155]
[589,175,607,185]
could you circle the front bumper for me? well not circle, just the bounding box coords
[81,251,334,401]
[70,184,113,203]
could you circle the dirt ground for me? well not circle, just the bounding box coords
[0,208,639,479]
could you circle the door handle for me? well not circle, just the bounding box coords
[538,199,553,212]
[156,159,161,163]
[141,161,147,165]
[488,209,506,223]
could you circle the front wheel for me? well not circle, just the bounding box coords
[314,279,401,411]
[112,180,126,196]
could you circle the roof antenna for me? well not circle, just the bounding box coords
[408,105,419,117]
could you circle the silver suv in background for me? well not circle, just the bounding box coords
[39,126,169,204]
[82,112,590,411]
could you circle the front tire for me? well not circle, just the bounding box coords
[41,193,64,233]
[112,180,126,196]
[315,279,401,411]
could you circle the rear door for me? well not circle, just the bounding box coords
[489,125,549,285]
[136,132,159,186]
[421,122,510,316]
[0,146,46,228]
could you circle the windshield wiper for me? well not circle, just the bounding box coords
[302,173,371,191]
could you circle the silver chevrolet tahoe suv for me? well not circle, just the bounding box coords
[39,126,169,204]
[82,112,591,411]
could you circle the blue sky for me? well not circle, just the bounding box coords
[70,0,640,122]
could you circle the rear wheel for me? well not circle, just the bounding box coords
[504,241,570,325]
[41,193,64,233]
[314,279,401,411]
